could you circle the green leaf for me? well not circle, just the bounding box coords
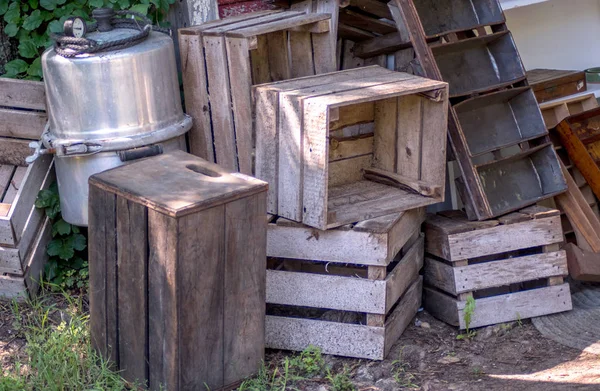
[89,0,104,7]
[55,219,72,236]
[71,257,85,269]
[18,39,38,58]
[40,0,57,11]
[72,225,80,234]
[35,189,55,208]
[0,0,9,15]
[3,22,18,37]
[22,9,44,30]
[130,3,149,15]
[57,240,74,260]
[44,259,58,281]
[117,0,130,8]
[69,233,87,251]
[4,2,20,23]
[3,59,29,76]
[28,0,39,9]
[56,0,67,4]
[47,19,63,34]
[27,57,43,79]
[47,239,62,257]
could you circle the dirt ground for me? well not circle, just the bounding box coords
[1,298,599,391]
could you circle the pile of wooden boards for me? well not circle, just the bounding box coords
[0,79,54,300]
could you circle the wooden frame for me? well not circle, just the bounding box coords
[390,0,567,220]
[540,93,598,129]
[423,206,572,329]
[528,69,587,104]
[179,10,336,174]
[0,78,46,140]
[266,210,424,360]
[254,66,448,229]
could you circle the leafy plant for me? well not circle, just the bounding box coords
[392,348,419,389]
[457,296,477,340]
[238,361,290,391]
[0,0,176,79]
[326,366,356,391]
[35,182,88,292]
[288,345,326,377]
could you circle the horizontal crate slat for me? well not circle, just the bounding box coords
[266,276,422,360]
[424,250,568,295]
[385,235,423,312]
[0,79,46,111]
[0,109,47,140]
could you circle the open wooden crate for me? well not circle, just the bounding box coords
[423,206,572,329]
[266,209,424,359]
[254,66,448,230]
[179,10,336,174]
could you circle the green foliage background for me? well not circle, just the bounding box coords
[0,0,176,80]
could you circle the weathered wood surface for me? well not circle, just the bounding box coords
[267,208,424,266]
[528,69,587,103]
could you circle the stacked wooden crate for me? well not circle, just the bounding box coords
[255,66,449,359]
[0,79,54,300]
[178,10,336,174]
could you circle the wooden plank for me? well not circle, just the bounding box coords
[0,109,47,140]
[373,98,397,172]
[267,269,386,313]
[329,103,374,131]
[177,207,225,390]
[0,165,14,200]
[203,35,238,171]
[564,243,600,281]
[116,198,148,385]
[384,276,422,357]
[266,31,291,81]
[0,275,27,300]
[329,154,372,187]
[226,13,331,38]
[255,87,279,214]
[223,194,266,385]
[225,37,253,175]
[420,89,448,186]
[458,284,572,329]
[267,223,390,265]
[265,315,385,360]
[203,11,302,35]
[339,9,397,35]
[2,166,27,204]
[364,168,441,197]
[423,257,457,295]
[345,0,392,19]
[446,216,563,261]
[385,236,423,312]
[0,79,46,110]
[423,286,460,326]
[250,35,272,84]
[179,11,279,35]
[148,210,179,390]
[289,31,315,78]
[313,0,338,72]
[22,216,51,297]
[179,33,214,161]
[0,138,33,166]
[329,135,373,162]
[338,24,376,42]
[386,207,425,257]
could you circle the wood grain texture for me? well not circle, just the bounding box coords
[373,98,397,171]
[0,78,46,110]
[0,138,33,166]
[289,31,315,78]
[384,276,422,356]
[223,193,267,385]
[0,109,46,140]
[385,235,423,312]
[116,198,148,385]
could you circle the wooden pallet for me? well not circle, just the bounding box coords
[423,206,572,329]
[528,69,587,104]
[254,66,448,229]
[179,10,336,174]
[389,0,567,220]
[266,209,424,359]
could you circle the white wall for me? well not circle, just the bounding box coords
[504,0,600,71]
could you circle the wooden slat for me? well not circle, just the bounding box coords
[0,138,33,167]
[148,210,179,390]
[373,98,397,171]
[385,207,425,256]
[179,10,281,34]
[116,198,148,384]
[227,13,331,38]
[313,0,338,71]
[2,166,27,204]
[266,31,291,81]
[329,103,374,131]
[364,168,441,197]
[344,0,392,19]
[250,34,272,84]
[0,165,15,200]
[223,194,266,384]
[225,37,253,175]
[458,284,572,329]
[289,31,315,78]
[0,109,47,140]
[329,154,372,187]
[329,135,373,161]
[177,207,225,389]
[443,216,563,261]
[338,24,376,42]
[0,79,46,111]
[385,235,423,312]
[354,32,411,58]
[203,35,238,171]
[339,9,397,35]
[383,276,422,356]
[22,216,51,297]
[420,89,448,185]
[203,11,302,35]
[178,32,215,161]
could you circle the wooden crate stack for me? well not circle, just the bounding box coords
[423,206,572,329]
[254,65,449,359]
[0,79,54,300]
[178,10,336,174]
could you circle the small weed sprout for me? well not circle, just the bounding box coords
[457,296,477,340]
[326,366,356,391]
[392,348,419,389]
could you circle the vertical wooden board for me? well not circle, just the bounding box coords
[251,35,272,84]
[315,0,339,70]
[266,31,292,81]
[341,40,365,70]
[386,207,425,259]
[224,193,267,385]
[423,257,457,295]
[385,236,423,312]
[422,286,460,326]
[278,94,305,221]
[203,35,238,171]
[23,217,51,297]
[148,210,179,391]
[104,191,118,367]
[225,37,253,175]
[0,165,15,200]
[3,166,27,204]
[88,185,109,358]
[178,207,225,390]
[302,101,330,229]
[373,98,398,172]
[328,154,372,187]
[420,90,448,186]
[179,33,215,161]
[396,95,421,179]
[255,88,280,213]
[116,198,148,385]
[289,31,315,78]
[384,276,422,357]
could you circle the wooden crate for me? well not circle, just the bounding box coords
[540,93,598,130]
[389,0,568,220]
[529,69,587,104]
[89,151,268,391]
[266,209,424,360]
[254,66,448,229]
[423,206,572,329]
[179,10,336,174]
